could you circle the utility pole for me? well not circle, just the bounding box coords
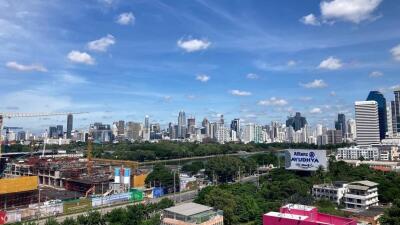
[173,170,176,203]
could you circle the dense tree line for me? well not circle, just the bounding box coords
[195,158,400,225]
[6,141,350,161]
[12,198,174,225]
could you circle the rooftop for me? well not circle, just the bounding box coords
[264,212,308,220]
[164,203,214,217]
[282,204,315,211]
[350,180,378,187]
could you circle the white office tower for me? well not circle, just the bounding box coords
[242,123,254,144]
[387,104,393,138]
[316,124,323,136]
[347,119,357,140]
[143,115,150,141]
[355,101,380,146]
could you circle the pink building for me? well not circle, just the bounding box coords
[263,204,356,225]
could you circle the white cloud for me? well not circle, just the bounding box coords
[116,12,135,25]
[229,90,252,96]
[6,61,47,72]
[320,0,382,23]
[369,71,384,78]
[246,73,259,79]
[330,91,337,96]
[196,74,210,83]
[287,60,297,66]
[300,79,328,88]
[87,34,115,52]
[163,96,172,102]
[258,97,288,106]
[310,107,322,114]
[177,38,211,52]
[390,44,400,61]
[61,73,87,84]
[300,14,320,25]
[318,56,342,70]
[67,50,95,65]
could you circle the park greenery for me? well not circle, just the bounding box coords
[12,198,174,225]
[194,155,400,225]
[6,141,350,162]
[145,164,180,193]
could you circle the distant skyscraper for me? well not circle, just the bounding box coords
[366,91,387,139]
[178,111,187,139]
[49,126,57,138]
[56,125,63,138]
[117,120,125,136]
[230,118,240,139]
[187,117,196,135]
[286,112,307,131]
[201,118,210,137]
[391,89,400,136]
[355,101,380,146]
[67,114,73,139]
[143,115,150,141]
[126,122,142,141]
[335,113,346,138]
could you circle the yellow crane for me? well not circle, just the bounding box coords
[0,112,87,157]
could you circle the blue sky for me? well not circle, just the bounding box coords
[1,0,400,131]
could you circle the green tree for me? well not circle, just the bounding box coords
[380,199,400,225]
[145,164,179,193]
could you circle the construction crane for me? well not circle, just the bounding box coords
[0,112,87,157]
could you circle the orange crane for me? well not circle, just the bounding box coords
[0,112,87,157]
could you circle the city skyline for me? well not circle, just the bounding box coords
[1,0,400,130]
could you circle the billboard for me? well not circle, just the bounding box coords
[285,149,327,171]
[92,192,131,207]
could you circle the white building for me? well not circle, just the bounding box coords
[371,144,399,161]
[343,180,379,210]
[355,101,380,146]
[312,182,348,205]
[337,146,379,161]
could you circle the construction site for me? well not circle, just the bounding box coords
[0,112,149,223]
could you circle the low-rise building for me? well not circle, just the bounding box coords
[161,203,223,225]
[371,144,399,161]
[343,181,379,210]
[263,204,356,225]
[312,182,348,205]
[337,146,379,161]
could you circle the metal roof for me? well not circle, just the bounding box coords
[164,203,213,217]
[350,180,378,187]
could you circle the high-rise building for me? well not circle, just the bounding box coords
[347,119,356,139]
[117,120,125,136]
[391,89,400,136]
[201,118,210,137]
[49,126,57,138]
[355,101,380,146]
[335,113,346,138]
[67,114,73,139]
[327,129,343,144]
[126,122,142,141]
[366,91,387,140]
[178,111,187,139]
[230,118,240,139]
[143,115,150,141]
[56,125,63,138]
[90,122,113,143]
[286,112,307,131]
[187,117,196,135]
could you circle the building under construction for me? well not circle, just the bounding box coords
[4,156,114,194]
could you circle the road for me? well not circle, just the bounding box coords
[35,190,198,225]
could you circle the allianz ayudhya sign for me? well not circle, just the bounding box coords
[285,149,327,171]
